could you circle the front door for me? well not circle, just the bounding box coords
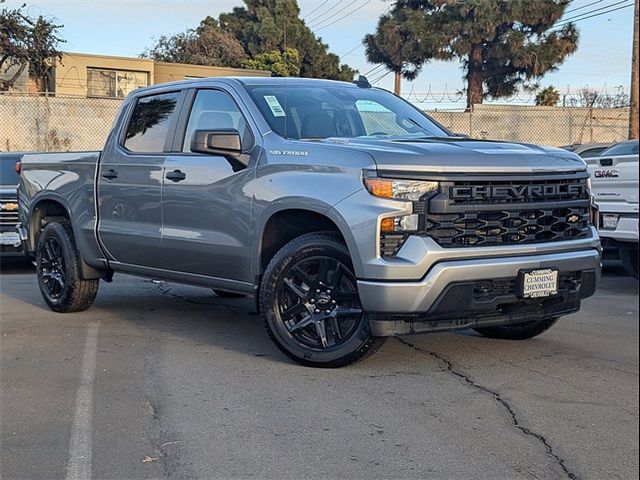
[97,90,182,267]
[159,88,256,282]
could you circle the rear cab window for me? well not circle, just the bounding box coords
[123,92,180,153]
[600,141,639,157]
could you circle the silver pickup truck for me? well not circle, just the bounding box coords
[17,77,601,367]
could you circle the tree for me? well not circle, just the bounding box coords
[535,86,560,106]
[219,0,355,81]
[0,0,64,92]
[366,0,579,109]
[141,18,247,68]
[243,48,300,76]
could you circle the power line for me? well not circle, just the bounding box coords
[302,0,330,20]
[305,0,342,25]
[564,0,603,15]
[559,0,631,23]
[363,63,385,76]
[372,69,393,84]
[555,1,634,27]
[339,43,364,58]
[308,0,360,28]
[315,0,375,32]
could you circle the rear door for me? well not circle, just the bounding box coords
[97,90,184,267]
[158,87,257,282]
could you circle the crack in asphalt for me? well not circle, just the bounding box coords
[395,337,580,480]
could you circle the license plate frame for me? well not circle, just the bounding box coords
[601,213,620,230]
[0,232,21,247]
[518,268,559,299]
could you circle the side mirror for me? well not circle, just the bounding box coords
[191,129,242,157]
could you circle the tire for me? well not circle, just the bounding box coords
[260,232,385,368]
[36,222,99,313]
[212,289,247,298]
[619,245,639,279]
[473,317,560,340]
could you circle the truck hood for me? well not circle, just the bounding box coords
[315,137,586,175]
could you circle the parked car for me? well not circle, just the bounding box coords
[562,142,614,159]
[0,153,24,257]
[586,139,639,278]
[17,77,601,367]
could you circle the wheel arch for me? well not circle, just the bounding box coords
[256,204,360,277]
[28,193,102,280]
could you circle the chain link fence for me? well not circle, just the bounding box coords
[428,104,630,147]
[0,93,631,152]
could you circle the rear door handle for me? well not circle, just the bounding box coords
[101,168,118,180]
[165,169,187,182]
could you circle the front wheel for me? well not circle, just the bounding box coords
[473,317,560,340]
[36,222,99,313]
[260,232,385,367]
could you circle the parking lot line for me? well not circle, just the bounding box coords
[65,321,100,480]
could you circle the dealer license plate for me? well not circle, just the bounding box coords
[601,213,619,230]
[0,232,21,247]
[521,268,559,298]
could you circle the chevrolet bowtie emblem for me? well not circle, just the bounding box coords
[0,202,18,211]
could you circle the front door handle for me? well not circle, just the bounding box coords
[101,168,118,180]
[165,169,187,182]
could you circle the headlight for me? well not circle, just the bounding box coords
[363,176,439,201]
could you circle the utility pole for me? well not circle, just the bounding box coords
[630,0,639,139]
[394,71,401,96]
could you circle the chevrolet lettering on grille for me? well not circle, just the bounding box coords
[451,184,586,202]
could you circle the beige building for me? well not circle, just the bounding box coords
[4,51,270,97]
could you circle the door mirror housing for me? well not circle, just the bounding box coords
[191,129,242,157]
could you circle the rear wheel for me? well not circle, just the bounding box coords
[619,245,639,279]
[473,317,560,340]
[36,222,99,312]
[260,232,385,367]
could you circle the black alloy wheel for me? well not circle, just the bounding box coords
[276,255,362,350]
[36,222,99,313]
[260,232,385,367]
[40,236,67,301]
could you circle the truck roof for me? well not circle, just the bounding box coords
[129,76,360,97]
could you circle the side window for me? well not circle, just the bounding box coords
[183,90,251,152]
[579,147,606,158]
[123,92,179,153]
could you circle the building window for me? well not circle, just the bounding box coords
[87,68,148,98]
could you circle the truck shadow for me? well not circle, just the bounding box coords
[1,261,636,369]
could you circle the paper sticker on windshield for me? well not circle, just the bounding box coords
[264,95,286,117]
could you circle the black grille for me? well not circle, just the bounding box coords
[378,174,593,256]
[0,197,19,227]
[426,206,591,247]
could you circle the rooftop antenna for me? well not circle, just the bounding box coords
[354,75,371,88]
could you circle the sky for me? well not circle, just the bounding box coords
[6,0,636,110]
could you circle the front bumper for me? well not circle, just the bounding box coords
[359,248,601,336]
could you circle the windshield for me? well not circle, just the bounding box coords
[245,85,448,140]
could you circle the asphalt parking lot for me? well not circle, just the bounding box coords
[0,258,638,480]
